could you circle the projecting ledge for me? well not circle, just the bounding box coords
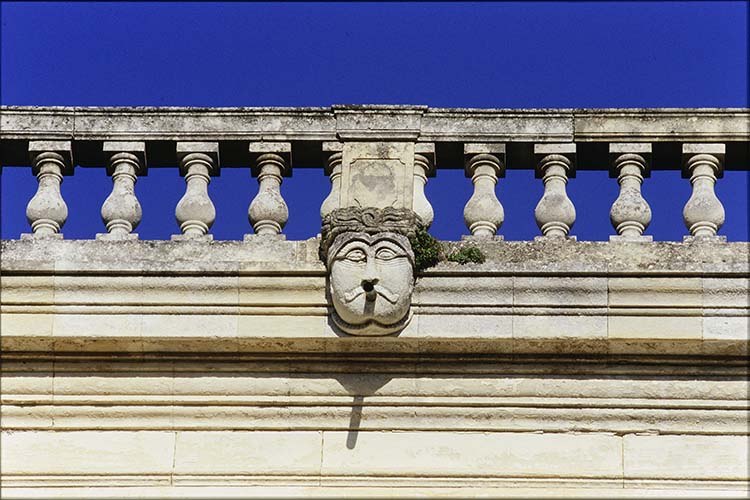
[1,238,747,357]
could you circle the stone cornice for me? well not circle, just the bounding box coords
[2,239,747,358]
[1,106,748,143]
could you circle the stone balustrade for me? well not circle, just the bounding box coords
[1,106,748,242]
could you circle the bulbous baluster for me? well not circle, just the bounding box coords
[683,144,725,239]
[98,142,145,240]
[534,144,576,239]
[248,151,289,236]
[25,141,72,239]
[463,148,504,238]
[609,144,652,242]
[413,145,435,228]
[173,142,219,240]
[320,142,343,220]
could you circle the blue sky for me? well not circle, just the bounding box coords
[1,2,747,241]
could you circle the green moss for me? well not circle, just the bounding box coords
[409,227,442,272]
[446,246,486,265]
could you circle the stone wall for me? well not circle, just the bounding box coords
[2,237,748,498]
[1,106,748,498]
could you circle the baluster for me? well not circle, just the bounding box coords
[247,142,290,238]
[682,143,725,240]
[609,143,652,242]
[172,142,218,240]
[534,143,576,239]
[97,142,145,240]
[413,143,435,228]
[24,141,72,239]
[320,142,343,219]
[463,144,505,238]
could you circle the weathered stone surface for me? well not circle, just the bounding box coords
[1,431,175,475]
[1,105,748,499]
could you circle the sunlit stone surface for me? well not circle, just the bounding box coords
[1,106,748,499]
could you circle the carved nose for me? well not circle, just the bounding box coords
[361,278,378,292]
[361,278,379,301]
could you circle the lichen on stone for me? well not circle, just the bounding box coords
[446,246,486,265]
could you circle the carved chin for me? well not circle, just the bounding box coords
[330,306,413,336]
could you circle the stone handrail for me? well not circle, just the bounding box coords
[1,106,748,241]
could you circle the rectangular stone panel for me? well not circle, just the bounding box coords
[238,276,326,306]
[173,431,322,475]
[0,431,175,474]
[141,276,238,305]
[703,314,749,341]
[340,142,414,210]
[513,315,606,339]
[415,277,512,306]
[515,277,607,307]
[54,276,143,306]
[608,315,702,339]
[418,314,513,339]
[703,278,750,308]
[608,277,702,308]
[624,435,748,480]
[321,431,622,478]
[0,275,54,304]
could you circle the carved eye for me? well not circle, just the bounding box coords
[344,249,366,263]
[375,247,398,260]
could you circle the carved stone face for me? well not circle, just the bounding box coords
[327,232,415,336]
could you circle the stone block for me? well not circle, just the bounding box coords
[513,315,606,339]
[141,314,237,338]
[171,372,288,397]
[608,277,702,307]
[0,275,54,304]
[0,313,54,351]
[703,278,750,308]
[514,277,607,307]
[0,431,175,474]
[238,276,326,306]
[53,314,142,352]
[415,277,512,307]
[321,431,622,478]
[340,142,415,210]
[624,435,748,480]
[608,315,702,340]
[173,431,322,475]
[0,361,54,395]
[703,314,749,341]
[54,275,143,305]
[53,371,173,396]
[0,405,55,429]
[237,315,325,338]
[418,314,513,339]
[141,276,238,305]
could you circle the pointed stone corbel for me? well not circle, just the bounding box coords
[463,143,505,239]
[413,143,435,228]
[682,143,726,241]
[534,143,576,240]
[172,142,219,241]
[97,141,146,241]
[246,142,291,239]
[23,141,73,239]
[609,143,652,242]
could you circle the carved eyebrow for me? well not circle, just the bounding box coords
[372,240,409,253]
[334,240,370,256]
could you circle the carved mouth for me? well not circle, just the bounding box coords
[331,307,413,337]
[343,284,400,304]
